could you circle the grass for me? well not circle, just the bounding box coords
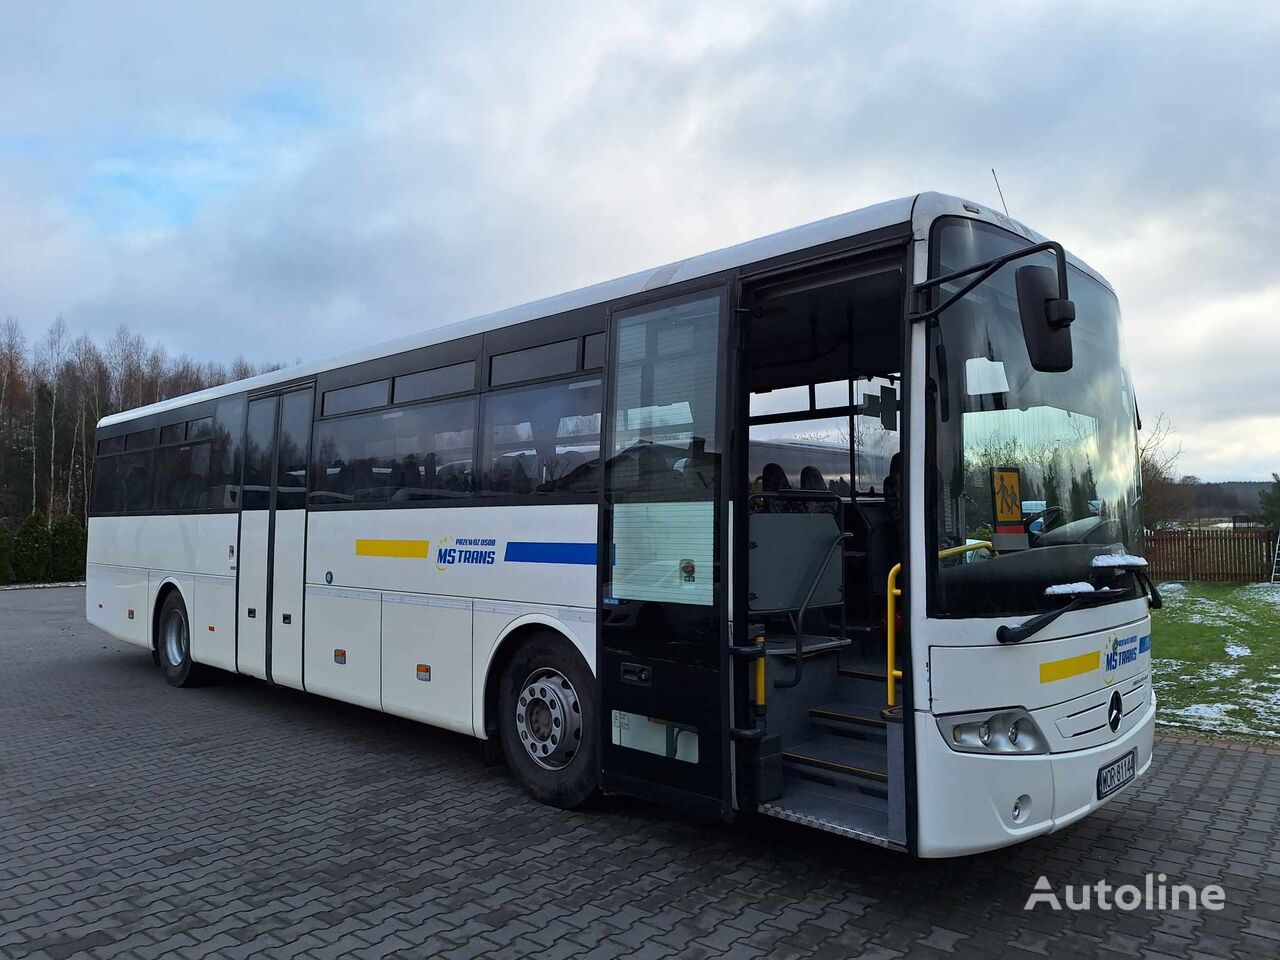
[1151,581,1280,740]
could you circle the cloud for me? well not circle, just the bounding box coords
[0,1,1277,478]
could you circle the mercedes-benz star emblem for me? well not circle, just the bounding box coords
[1108,690,1123,732]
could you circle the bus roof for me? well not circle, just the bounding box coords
[98,191,1103,429]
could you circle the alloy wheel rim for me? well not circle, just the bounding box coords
[163,609,187,667]
[514,667,582,770]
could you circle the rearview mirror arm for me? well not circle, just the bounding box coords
[909,240,1068,323]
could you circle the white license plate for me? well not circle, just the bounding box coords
[1096,749,1136,800]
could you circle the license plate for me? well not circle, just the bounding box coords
[1096,749,1136,800]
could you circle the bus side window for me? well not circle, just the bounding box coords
[208,395,246,509]
[122,452,154,513]
[154,443,211,512]
[310,397,477,505]
[91,456,123,513]
[479,377,602,497]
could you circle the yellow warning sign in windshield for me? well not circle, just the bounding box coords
[991,467,1023,529]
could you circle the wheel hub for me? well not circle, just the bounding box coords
[514,667,582,770]
[163,609,187,667]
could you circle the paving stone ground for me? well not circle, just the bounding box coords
[2,587,1278,959]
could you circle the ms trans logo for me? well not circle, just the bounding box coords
[1104,633,1150,678]
[436,537,497,569]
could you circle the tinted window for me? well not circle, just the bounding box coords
[276,389,313,509]
[208,395,245,509]
[97,435,125,455]
[126,429,154,451]
[91,456,122,513]
[323,380,388,416]
[160,423,186,445]
[187,417,213,441]
[154,444,211,511]
[393,361,475,404]
[489,339,577,387]
[120,451,154,512]
[480,378,602,496]
[91,453,156,519]
[583,332,606,369]
[243,397,277,510]
[311,397,477,505]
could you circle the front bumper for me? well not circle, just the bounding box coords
[913,694,1156,858]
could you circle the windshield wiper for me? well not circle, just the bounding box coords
[996,589,1131,644]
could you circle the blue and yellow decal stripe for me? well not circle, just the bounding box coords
[355,538,431,559]
[503,542,597,565]
[1039,650,1101,684]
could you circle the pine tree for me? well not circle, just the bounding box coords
[49,514,86,581]
[1260,473,1280,530]
[0,525,13,584]
[13,510,51,583]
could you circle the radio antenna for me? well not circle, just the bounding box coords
[991,168,1009,216]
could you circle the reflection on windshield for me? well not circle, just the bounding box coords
[958,406,1107,536]
[928,218,1143,617]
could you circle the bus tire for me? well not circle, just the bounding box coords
[498,631,599,809]
[156,590,204,688]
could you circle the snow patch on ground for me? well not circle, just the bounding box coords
[1242,582,1280,611]
[1174,703,1237,724]
[1153,659,1280,738]
[0,581,86,591]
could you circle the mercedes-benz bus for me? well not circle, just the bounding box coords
[86,192,1156,856]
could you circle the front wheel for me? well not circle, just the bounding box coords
[157,590,205,688]
[498,632,599,808]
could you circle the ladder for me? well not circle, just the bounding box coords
[1272,530,1280,586]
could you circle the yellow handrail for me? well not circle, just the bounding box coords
[938,540,994,560]
[886,563,903,706]
[885,541,993,707]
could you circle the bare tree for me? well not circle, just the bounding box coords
[0,319,21,408]
[144,343,168,406]
[70,335,105,517]
[39,317,71,517]
[105,324,146,411]
[0,316,25,419]
[27,341,44,513]
[229,355,255,382]
[1139,413,1188,528]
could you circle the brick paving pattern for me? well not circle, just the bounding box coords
[2,587,1278,959]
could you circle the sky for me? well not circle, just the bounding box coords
[1,1,1277,480]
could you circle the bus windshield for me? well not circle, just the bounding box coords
[927,217,1143,617]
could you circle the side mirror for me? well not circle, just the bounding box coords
[879,384,898,432]
[1015,264,1075,372]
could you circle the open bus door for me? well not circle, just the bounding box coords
[597,286,740,818]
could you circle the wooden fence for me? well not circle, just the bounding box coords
[1146,528,1277,583]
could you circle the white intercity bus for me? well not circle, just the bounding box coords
[87,192,1157,856]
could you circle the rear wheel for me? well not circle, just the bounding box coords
[157,590,204,688]
[498,632,599,808]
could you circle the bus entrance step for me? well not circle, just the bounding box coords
[783,735,887,784]
[758,785,895,847]
[836,664,890,681]
[808,702,887,739]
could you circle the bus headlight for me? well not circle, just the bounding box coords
[937,708,1049,755]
